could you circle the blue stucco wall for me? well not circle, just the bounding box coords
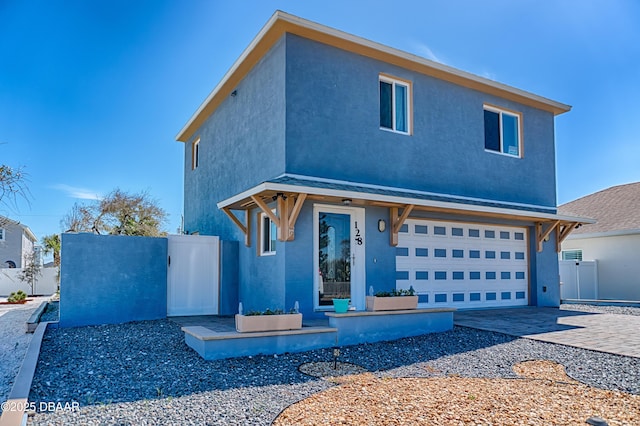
[59,233,167,328]
[284,34,557,209]
[237,205,287,313]
[183,35,287,241]
[530,228,561,307]
[219,240,239,315]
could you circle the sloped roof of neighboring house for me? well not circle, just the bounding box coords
[558,182,640,237]
[0,215,37,242]
[176,10,571,142]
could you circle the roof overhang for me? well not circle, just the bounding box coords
[176,11,571,143]
[217,176,594,252]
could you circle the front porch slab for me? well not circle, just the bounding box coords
[182,325,338,361]
[325,308,455,346]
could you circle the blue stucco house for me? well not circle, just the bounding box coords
[177,11,589,320]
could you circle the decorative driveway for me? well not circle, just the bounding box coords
[455,307,640,358]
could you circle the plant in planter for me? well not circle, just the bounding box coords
[235,303,303,333]
[366,286,418,311]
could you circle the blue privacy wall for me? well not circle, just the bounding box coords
[59,233,167,327]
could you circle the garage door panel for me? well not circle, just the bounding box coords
[396,219,528,309]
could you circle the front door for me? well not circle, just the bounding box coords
[313,204,365,310]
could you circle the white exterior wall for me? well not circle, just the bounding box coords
[562,233,640,301]
[0,267,59,296]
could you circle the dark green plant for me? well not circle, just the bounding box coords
[244,308,297,316]
[374,287,415,297]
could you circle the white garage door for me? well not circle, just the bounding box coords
[396,219,528,308]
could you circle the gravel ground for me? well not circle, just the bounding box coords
[27,304,640,425]
[0,297,49,406]
[39,300,59,322]
[560,302,640,316]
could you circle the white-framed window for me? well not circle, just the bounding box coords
[561,249,583,261]
[259,211,277,256]
[191,137,200,170]
[0,228,4,241]
[379,75,411,134]
[484,105,522,157]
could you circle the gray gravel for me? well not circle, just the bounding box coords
[28,307,640,425]
[561,302,640,316]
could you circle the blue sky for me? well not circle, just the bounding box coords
[1,0,639,257]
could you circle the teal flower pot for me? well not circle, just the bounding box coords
[332,298,350,313]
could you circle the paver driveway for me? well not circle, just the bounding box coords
[455,307,640,358]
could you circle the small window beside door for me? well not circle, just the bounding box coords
[259,211,277,256]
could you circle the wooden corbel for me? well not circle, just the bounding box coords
[556,221,579,253]
[390,204,414,246]
[535,220,559,252]
[222,207,251,247]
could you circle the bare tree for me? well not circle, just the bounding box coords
[62,188,167,236]
[18,250,42,296]
[0,164,30,227]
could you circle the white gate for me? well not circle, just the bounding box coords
[167,235,220,316]
[560,260,598,300]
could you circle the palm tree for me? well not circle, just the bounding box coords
[41,234,61,267]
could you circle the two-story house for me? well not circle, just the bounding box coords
[177,11,589,319]
[0,216,37,268]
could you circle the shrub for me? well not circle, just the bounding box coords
[8,290,27,303]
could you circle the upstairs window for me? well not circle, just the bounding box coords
[0,228,4,241]
[380,75,411,134]
[191,138,200,170]
[484,105,521,157]
[259,211,277,256]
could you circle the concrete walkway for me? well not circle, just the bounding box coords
[0,297,49,405]
[455,307,640,358]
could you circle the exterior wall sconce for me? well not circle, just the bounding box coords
[342,199,352,206]
[378,219,386,232]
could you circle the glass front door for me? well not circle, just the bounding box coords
[314,205,365,310]
[318,212,351,306]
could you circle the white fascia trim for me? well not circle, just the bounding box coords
[279,173,557,212]
[565,228,640,240]
[217,180,593,224]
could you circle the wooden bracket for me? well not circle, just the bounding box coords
[390,204,414,246]
[251,193,307,242]
[556,221,578,253]
[535,220,559,252]
[285,193,307,241]
[251,195,280,228]
[222,207,251,247]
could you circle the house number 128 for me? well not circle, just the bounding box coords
[354,221,363,245]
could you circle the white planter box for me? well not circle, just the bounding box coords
[366,296,418,311]
[235,313,303,333]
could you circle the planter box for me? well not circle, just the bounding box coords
[235,313,302,333]
[366,296,418,311]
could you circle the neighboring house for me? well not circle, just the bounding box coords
[177,11,590,319]
[558,182,640,301]
[0,216,37,268]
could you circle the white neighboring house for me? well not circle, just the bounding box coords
[0,215,37,268]
[558,182,640,301]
